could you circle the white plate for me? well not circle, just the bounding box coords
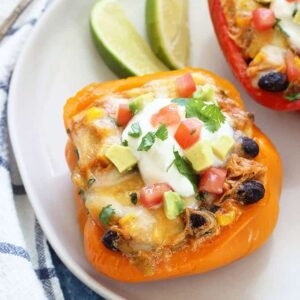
[8,0,300,299]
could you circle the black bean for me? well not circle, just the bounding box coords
[102,230,119,252]
[190,214,206,228]
[237,180,265,205]
[241,137,259,158]
[258,72,289,92]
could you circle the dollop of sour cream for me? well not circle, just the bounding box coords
[271,0,300,51]
[122,98,234,198]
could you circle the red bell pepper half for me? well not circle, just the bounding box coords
[208,0,300,111]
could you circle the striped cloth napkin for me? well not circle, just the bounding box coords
[0,1,100,299]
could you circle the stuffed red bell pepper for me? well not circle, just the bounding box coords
[209,0,300,111]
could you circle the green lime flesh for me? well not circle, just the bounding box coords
[90,0,168,78]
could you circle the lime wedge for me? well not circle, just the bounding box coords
[90,0,168,78]
[146,0,190,69]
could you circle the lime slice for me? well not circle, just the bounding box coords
[90,0,168,78]
[146,0,190,69]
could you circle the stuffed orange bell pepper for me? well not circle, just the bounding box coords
[64,68,282,282]
[209,0,300,111]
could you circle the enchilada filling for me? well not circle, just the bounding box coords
[221,0,300,100]
[68,73,266,274]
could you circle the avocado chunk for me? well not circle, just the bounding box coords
[129,93,154,114]
[193,84,217,105]
[211,136,235,160]
[105,144,137,172]
[184,140,213,172]
[163,191,184,220]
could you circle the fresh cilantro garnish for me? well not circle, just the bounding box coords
[196,192,206,201]
[87,178,95,187]
[137,132,156,151]
[129,102,139,114]
[121,140,129,146]
[171,98,189,106]
[173,150,199,192]
[99,205,115,225]
[137,125,168,151]
[155,124,168,141]
[130,192,138,205]
[284,84,300,102]
[292,9,297,18]
[128,122,142,138]
[185,97,225,132]
[274,18,289,37]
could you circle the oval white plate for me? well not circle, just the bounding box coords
[8,0,300,299]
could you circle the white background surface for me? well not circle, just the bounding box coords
[8,0,300,299]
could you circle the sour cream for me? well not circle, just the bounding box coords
[122,98,234,198]
[271,0,300,50]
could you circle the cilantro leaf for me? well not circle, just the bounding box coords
[155,124,168,141]
[171,98,189,106]
[129,102,139,114]
[274,18,289,37]
[128,122,142,138]
[186,98,225,132]
[87,178,95,187]
[173,150,199,192]
[196,192,207,201]
[121,140,129,146]
[130,192,138,205]
[99,205,115,225]
[284,84,300,102]
[137,132,156,151]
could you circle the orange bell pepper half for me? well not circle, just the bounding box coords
[64,68,282,282]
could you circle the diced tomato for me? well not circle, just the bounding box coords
[286,50,300,82]
[199,168,227,195]
[140,183,173,208]
[176,73,197,98]
[252,8,276,31]
[174,118,202,149]
[116,104,133,126]
[151,104,181,127]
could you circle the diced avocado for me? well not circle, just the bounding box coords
[163,191,184,220]
[129,93,154,114]
[184,141,213,172]
[105,144,137,172]
[211,136,235,160]
[193,84,217,105]
[294,10,300,25]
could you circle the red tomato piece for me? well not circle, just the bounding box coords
[176,73,197,97]
[140,183,173,208]
[286,50,300,82]
[116,104,133,127]
[252,8,276,31]
[151,104,181,127]
[174,118,202,149]
[199,168,227,195]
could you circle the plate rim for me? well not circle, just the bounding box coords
[7,0,124,299]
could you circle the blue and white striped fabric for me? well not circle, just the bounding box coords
[0,1,64,299]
